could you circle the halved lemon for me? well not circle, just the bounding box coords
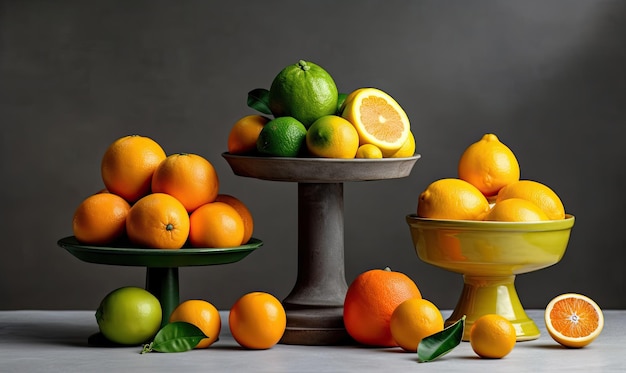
[341,88,410,153]
[544,293,604,348]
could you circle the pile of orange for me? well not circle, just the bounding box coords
[417,133,567,222]
[72,134,255,249]
[227,60,415,159]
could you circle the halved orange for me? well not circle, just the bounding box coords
[544,293,604,348]
[341,88,410,153]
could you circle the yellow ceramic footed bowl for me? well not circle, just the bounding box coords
[405,214,575,277]
[405,214,575,341]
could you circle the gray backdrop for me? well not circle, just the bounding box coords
[1,0,625,311]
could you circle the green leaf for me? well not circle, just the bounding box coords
[247,88,273,115]
[417,315,466,363]
[140,321,207,353]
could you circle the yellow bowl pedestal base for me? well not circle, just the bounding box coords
[446,275,540,342]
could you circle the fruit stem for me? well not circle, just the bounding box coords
[384,267,391,272]
[298,60,310,71]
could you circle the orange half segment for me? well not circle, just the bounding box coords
[341,88,410,153]
[544,293,604,348]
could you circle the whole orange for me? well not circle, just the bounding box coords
[343,267,422,347]
[390,298,444,352]
[189,202,244,248]
[214,194,254,244]
[169,299,221,348]
[101,135,166,203]
[151,153,219,213]
[227,115,270,154]
[72,192,130,245]
[126,193,190,249]
[229,292,286,349]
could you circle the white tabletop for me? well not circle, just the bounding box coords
[0,310,623,372]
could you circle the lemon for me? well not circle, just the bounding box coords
[484,198,549,222]
[306,115,359,158]
[341,87,410,153]
[256,116,307,157]
[95,286,162,345]
[356,144,383,159]
[269,60,338,128]
[496,180,565,220]
[384,131,415,158]
[417,178,490,220]
[458,133,520,197]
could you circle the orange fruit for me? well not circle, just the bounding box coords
[496,180,565,220]
[343,267,422,347]
[214,194,254,244]
[458,133,520,197]
[390,298,444,352]
[305,115,360,158]
[169,299,221,348]
[469,314,517,358]
[417,178,490,220]
[189,202,244,248]
[227,115,271,154]
[101,135,166,203]
[341,87,410,153]
[544,293,604,348]
[72,193,131,245]
[126,193,190,249]
[484,198,549,222]
[229,292,286,349]
[151,153,219,213]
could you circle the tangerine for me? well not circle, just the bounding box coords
[169,299,221,348]
[72,192,130,245]
[189,202,244,248]
[101,135,166,203]
[229,292,286,349]
[544,293,604,348]
[151,153,219,213]
[126,193,190,249]
[214,194,254,244]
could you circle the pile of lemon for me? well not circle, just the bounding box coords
[72,135,254,249]
[227,60,415,159]
[417,133,566,222]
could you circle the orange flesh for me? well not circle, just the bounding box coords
[549,298,600,338]
[359,96,404,142]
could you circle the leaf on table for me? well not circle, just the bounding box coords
[417,315,465,363]
[247,88,272,115]
[141,321,207,354]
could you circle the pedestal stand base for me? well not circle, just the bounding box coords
[446,275,540,341]
[280,307,352,345]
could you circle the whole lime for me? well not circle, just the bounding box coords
[95,286,162,345]
[269,60,338,128]
[256,116,307,157]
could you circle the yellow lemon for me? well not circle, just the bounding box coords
[306,115,359,158]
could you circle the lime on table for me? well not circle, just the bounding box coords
[96,286,162,345]
[269,60,338,128]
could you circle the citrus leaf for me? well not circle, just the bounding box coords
[417,315,465,362]
[140,321,206,353]
[247,88,272,115]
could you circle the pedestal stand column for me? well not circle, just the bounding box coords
[280,182,351,345]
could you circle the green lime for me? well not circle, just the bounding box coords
[336,93,348,115]
[269,60,338,128]
[256,116,307,157]
[96,286,162,345]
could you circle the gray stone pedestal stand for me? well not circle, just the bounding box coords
[222,153,420,345]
